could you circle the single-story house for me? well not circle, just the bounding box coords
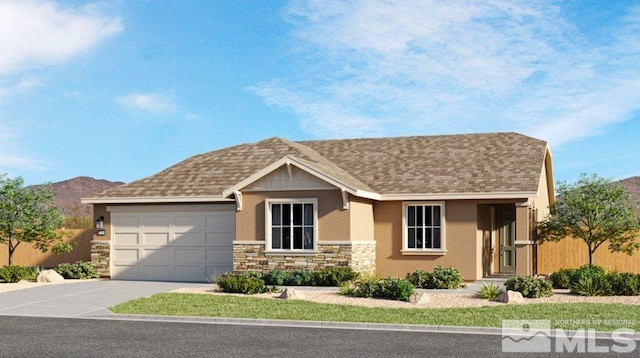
[82,132,555,282]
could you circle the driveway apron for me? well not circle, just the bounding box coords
[0,280,208,318]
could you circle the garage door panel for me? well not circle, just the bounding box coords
[174,232,205,246]
[144,232,170,245]
[111,207,234,282]
[205,248,233,264]
[206,266,228,280]
[113,249,139,262]
[143,216,171,229]
[174,265,204,279]
[142,248,170,262]
[114,216,140,230]
[174,216,204,230]
[174,249,204,262]
[142,265,171,278]
[114,265,140,278]
[205,232,233,245]
[114,233,139,245]
[206,214,234,230]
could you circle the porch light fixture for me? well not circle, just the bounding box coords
[95,216,104,229]
[95,216,106,236]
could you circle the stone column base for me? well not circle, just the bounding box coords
[90,240,110,278]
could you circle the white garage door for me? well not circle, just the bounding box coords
[110,204,235,282]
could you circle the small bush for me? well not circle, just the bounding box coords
[351,274,381,298]
[314,267,360,286]
[264,269,290,286]
[504,276,553,298]
[54,261,98,279]
[570,265,605,286]
[217,271,267,294]
[475,283,504,299]
[607,272,640,296]
[0,265,38,283]
[406,269,431,289]
[287,270,316,286]
[550,268,576,289]
[406,266,464,289]
[429,266,464,289]
[571,276,605,297]
[339,274,415,302]
[379,277,415,301]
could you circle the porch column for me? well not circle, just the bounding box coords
[515,203,534,276]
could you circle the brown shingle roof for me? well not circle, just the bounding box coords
[91,132,548,199]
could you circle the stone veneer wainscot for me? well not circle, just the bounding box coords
[232,241,376,274]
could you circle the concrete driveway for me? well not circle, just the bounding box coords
[0,280,209,318]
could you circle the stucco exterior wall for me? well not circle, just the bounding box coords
[349,196,374,242]
[235,190,349,242]
[373,200,482,280]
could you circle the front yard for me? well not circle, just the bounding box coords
[110,292,640,332]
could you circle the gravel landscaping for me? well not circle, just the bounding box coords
[171,286,640,309]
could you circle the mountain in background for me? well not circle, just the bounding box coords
[620,176,640,195]
[34,176,123,216]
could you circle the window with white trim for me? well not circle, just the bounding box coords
[266,199,317,251]
[404,203,444,250]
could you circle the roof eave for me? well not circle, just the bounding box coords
[80,196,233,204]
[376,192,537,201]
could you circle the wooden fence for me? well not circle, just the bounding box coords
[537,238,640,274]
[0,229,92,267]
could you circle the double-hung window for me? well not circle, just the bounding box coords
[266,199,317,251]
[404,202,445,252]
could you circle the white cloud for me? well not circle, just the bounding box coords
[252,0,640,146]
[117,93,178,115]
[0,0,122,75]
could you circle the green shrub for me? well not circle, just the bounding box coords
[475,283,505,299]
[264,269,290,286]
[406,269,431,289]
[217,271,267,294]
[0,265,38,283]
[339,274,415,302]
[607,272,640,296]
[570,265,605,286]
[550,268,576,289]
[314,267,360,286]
[406,266,464,289]
[54,261,99,279]
[287,270,316,286]
[351,274,381,298]
[571,276,606,296]
[429,266,464,289]
[504,276,553,298]
[379,277,415,301]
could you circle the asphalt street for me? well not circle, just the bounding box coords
[0,316,630,358]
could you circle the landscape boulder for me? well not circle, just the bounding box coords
[279,287,305,300]
[409,292,430,305]
[37,269,64,283]
[498,290,524,304]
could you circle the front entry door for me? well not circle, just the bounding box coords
[498,206,516,273]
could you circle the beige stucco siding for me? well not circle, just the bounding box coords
[373,200,482,280]
[349,196,374,242]
[235,190,350,242]
[534,158,552,220]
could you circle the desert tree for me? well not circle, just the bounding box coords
[0,174,74,265]
[538,173,640,265]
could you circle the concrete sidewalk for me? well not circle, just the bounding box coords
[0,280,209,318]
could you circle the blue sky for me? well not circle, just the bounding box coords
[1,1,639,186]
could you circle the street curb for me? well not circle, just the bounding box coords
[86,314,640,340]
